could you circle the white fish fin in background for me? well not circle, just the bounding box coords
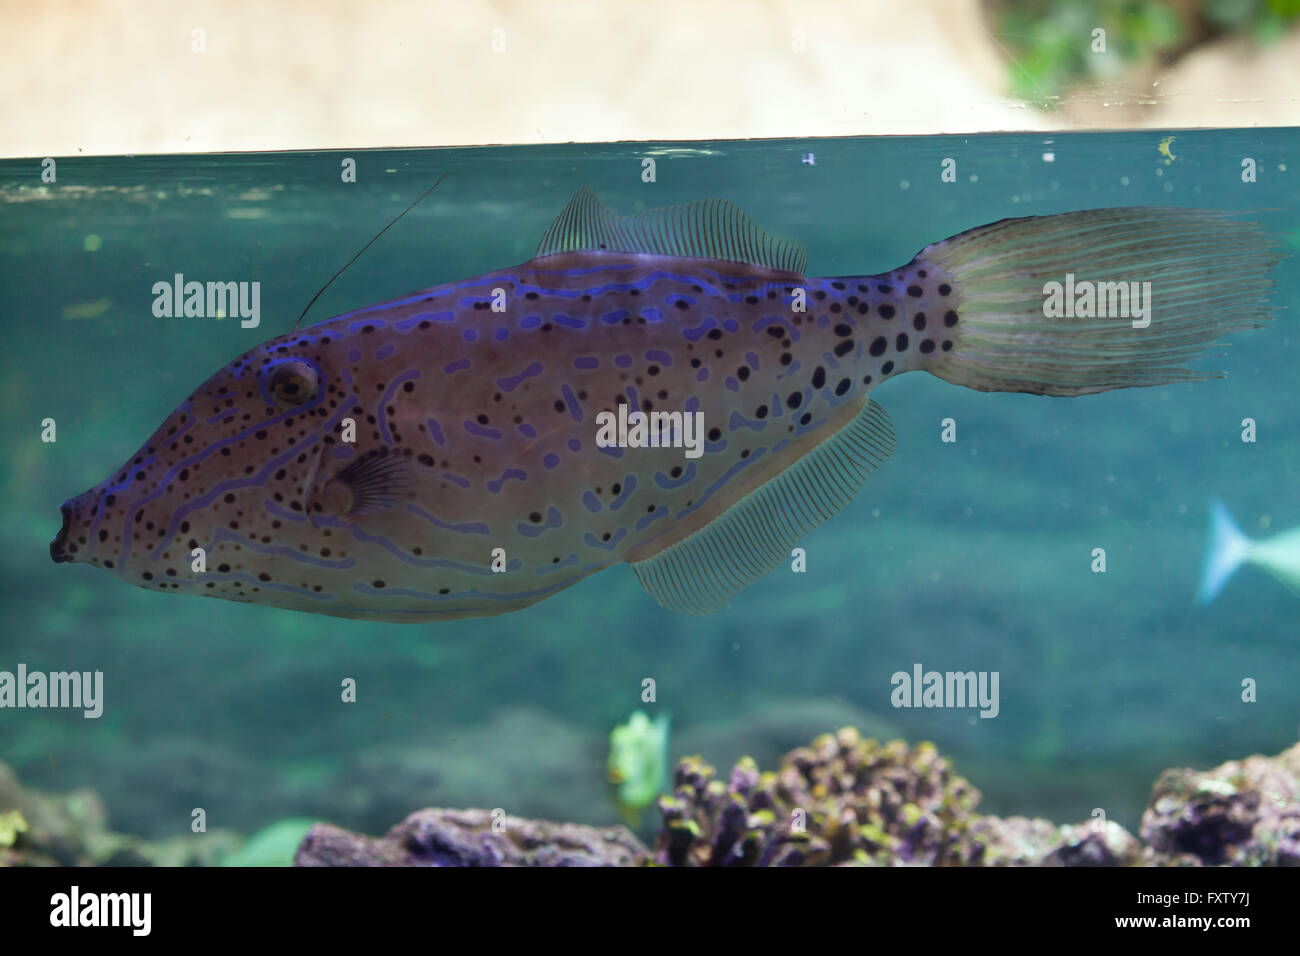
[1198,499,1253,605]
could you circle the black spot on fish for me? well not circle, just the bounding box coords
[707,427,721,441]
[939,283,951,296]
[835,377,851,396]
[882,361,895,375]
[812,366,826,388]
[944,310,959,327]
[913,312,927,331]
[907,285,923,297]
[834,339,855,357]
[869,337,887,357]
[737,366,750,381]
[896,333,909,351]
[786,391,802,409]
[834,323,852,337]
[756,404,768,419]
[878,305,895,319]
[920,339,936,354]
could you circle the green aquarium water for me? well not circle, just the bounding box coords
[1,130,1297,856]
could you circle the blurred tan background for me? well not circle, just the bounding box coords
[3,0,1298,158]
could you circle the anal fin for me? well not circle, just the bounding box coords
[631,399,895,614]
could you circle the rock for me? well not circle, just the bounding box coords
[294,808,650,867]
[965,817,1143,867]
[1141,741,1300,867]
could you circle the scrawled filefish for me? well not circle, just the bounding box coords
[51,189,1280,621]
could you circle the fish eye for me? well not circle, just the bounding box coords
[267,361,318,406]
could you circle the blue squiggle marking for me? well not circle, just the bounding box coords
[487,469,528,493]
[609,475,637,512]
[636,506,668,531]
[561,385,582,423]
[517,506,562,538]
[408,505,490,537]
[498,361,543,392]
[729,411,767,433]
[584,528,627,552]
[675,447,770,522]
[465,421,503,439]
[653,462,696,489]
[378,370,420,444]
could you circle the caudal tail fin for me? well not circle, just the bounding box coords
[1199,499,1253,605]
[915,207,1280,396]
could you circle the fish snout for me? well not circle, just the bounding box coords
[50,501,74,563]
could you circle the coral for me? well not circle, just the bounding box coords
[654,727,1298,867]
[0,761,239,867]
[656,728,981,866]
[294,808,650,867]
[1141,741,1300,866]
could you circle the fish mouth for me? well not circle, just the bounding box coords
[50,503,72,563]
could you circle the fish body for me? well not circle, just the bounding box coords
[1199,499,1300,604]
[51,190,1280,622]
[607,710,670,825]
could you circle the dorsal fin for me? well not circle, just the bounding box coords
[534,187,808,275]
